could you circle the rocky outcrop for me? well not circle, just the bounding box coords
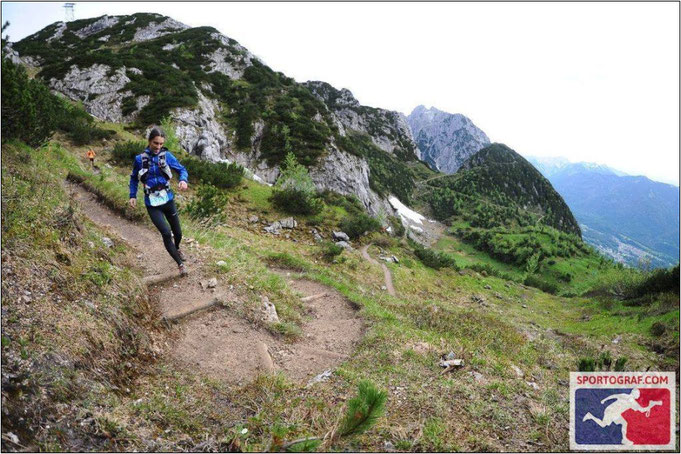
[172,90,232,162]
[407,105,490,173]
[304,81,419,160]
[133,17,189,42]
[308,145,392,216]
[205,33,256,79]
[3,43,41,67]
[46,22,68,42]
[49,64,132,122]
[73,15,120,39]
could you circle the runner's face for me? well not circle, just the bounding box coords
[149,136,165,154]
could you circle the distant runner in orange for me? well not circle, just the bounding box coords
[86,148,95,168]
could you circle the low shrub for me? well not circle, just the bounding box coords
[370,234,396,249]
[320,191,365,217]
[339,213,382,240]
[270,152,323,216]
[388,215,406,237]
[614,357,627,371]
[524,275,558,295]
[183,184,228,222]
[578,355,627,372]
[321,241,344,262]
[597,351,613,370]
[414,246,459,270]
[110,140,147,166]
[632,265,679,297]
[465,263,517,282]
[183,157,244,190]
[57,101,116,145]
[650,322,666,337]
[270,187,323,216]
[578,357,596,372]
[557,271,573,283]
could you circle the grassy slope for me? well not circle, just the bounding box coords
[2,133,678,452]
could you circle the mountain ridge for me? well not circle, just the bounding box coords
[11,13,427,219]
[406,105,490,173]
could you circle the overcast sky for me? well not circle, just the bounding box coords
[2,2,679,185]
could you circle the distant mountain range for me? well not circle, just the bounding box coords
[526,156,628,178]
[527,156,679,268]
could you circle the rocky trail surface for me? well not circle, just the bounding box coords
[67,182,364,384]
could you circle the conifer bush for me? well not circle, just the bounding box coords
[388,215,406,237]
[337,380,387,438]
[270,153,323,215]
[184,184,229,222]
[631,265,679,297]
[614,357,628,371]
[523,275,558,295]
[110,140,147,166]
[56,100,116,145]
[321,241,344,262]
[182,157,244,190]
[1,58,61,147]
[414,246,459,270]
[339,213,382,240]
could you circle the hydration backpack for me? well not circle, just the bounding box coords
[139,149,172,194]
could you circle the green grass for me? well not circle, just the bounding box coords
[1,139,155,451]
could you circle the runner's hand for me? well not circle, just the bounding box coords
[129,198,136,208]
[178,181,188,191]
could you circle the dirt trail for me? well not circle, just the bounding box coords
[360,245,396,297]
[173,273,363,384]
[67,182,364,384]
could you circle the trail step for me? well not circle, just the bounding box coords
[143,271,182,287]
[162,294,227,323]
[296,345,348,360]
[300,293,327,302]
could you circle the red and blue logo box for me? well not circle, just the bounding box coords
[570,372,675,451]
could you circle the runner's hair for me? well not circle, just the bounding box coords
[148,126,166,142]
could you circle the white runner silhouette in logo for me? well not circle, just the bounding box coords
[582,388,662,445]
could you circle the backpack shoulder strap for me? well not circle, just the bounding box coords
[157,149,172,180]
[139,151,151,183]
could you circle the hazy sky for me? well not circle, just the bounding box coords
[2,2,679,185]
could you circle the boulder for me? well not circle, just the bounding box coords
[264,222,281,235]
[261,297,279,323]
[335,241,353,250]
[333,231,350,242]
[279,217,297,229]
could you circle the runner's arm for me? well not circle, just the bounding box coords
[166,152,188,183]
[129,156,140,199]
